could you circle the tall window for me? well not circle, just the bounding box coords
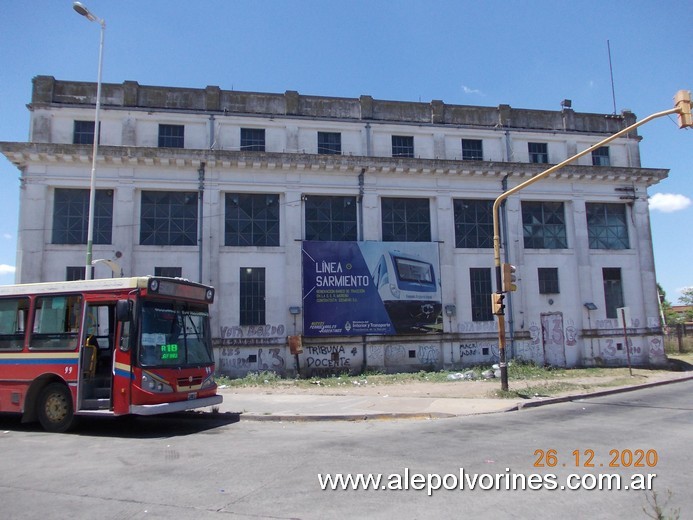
[240,267,265,326]
[240,128,266,151]
[52,188,113,245]
[602,268,624,319]
[392,135,414,158]
[154,267,182,278]
[158,124,185,148]
[538,268,560,294]
[305,195,357,241]
[381,198,431,242]
[461,139,483,160]
[470,268,493,322]
[140,191,197,246]
[317,132,341,155]
[73,120,98,145]
[454,199,493,248]
[522,201,567,249]
[586,203,629,249]
[225,193,280,246]
[528,142,548,164]
[592,146,610,166]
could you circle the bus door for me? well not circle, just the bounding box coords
[111,300,135,415]
[79,303,115,412]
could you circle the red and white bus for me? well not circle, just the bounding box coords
[0,276,222,432]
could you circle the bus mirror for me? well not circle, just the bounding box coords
[116,300,133,322]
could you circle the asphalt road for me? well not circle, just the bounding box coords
[1,380,691,519]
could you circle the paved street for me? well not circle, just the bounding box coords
[0,380,691,519]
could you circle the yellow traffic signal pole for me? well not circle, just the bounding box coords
[492,91,690,392]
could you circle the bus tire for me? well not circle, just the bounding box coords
[37,383,74,433]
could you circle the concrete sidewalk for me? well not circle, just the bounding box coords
[206,373,693,422]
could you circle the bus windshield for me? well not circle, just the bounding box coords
[139,301,213,367]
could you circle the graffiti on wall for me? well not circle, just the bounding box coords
[457,322,497,334]
[385,345,407,364]
[565,319,578,347]
[218,347,286,372]
[418,345,439,365]
[529,322,542,347]
[599,338,646,360]
[649,337,664,358]
[382,344,441,366]
[458,342,497,363]
[515,341,542,364]
[595,317,641,330]
[302,345,358,370]
[220,324,286,346]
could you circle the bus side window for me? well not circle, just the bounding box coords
[0,297,28,350]
[85,305,112,351]
[31,295,81,350]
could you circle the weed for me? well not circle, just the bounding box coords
[216,371,281,387]
[643,489,680,520]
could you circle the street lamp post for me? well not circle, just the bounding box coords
[493,91,691,392]
[73,1,105,280]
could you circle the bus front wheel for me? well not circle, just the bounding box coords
[37,383,74,433]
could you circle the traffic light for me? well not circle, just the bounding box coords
[502,263,517,292]
[491,292,505,316]
[675,90,692,129]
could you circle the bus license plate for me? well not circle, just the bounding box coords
[188,392,197,400]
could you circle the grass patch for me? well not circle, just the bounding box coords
[216,358,687,392]
[491,380,606,399]
[218,369,476,389]
[490,371,652,399]
[217,371,283,388]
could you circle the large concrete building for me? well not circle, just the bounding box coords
[0,76,668,377]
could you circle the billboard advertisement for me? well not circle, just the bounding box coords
[302,241,442,336]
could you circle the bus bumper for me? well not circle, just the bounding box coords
[130,395,223,416]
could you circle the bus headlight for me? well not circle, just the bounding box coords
[389,283,401,299]
[141,373,173,393]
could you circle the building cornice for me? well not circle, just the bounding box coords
[0,141,669,184]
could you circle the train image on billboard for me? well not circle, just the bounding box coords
[371,250,442,333]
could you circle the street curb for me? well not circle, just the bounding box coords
[513,373,693,411]
[237,412,457,422]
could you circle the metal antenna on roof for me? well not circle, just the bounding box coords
[608,40,617,115]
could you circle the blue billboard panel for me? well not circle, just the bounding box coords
[302,241,442,336]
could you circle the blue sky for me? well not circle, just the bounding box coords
[0,0,691,303]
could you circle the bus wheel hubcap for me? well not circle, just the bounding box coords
[45,393,68,422]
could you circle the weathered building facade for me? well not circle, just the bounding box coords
[0,76,668,377]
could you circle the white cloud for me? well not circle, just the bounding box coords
[3,233,12,240]
[0,264,16,275]
[461,85,483,96]
[649,193,692,213]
